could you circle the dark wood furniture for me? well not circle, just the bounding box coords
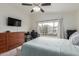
[0,32,24,53]
[66,30,77,39]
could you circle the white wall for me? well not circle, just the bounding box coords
[30,12,77,31]
[76,11,79,31]
[0,4,31,32]
[30,12,77,38]
[0,3,77,35]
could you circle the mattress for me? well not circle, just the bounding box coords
[21,37,79,56]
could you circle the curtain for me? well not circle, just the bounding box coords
[37,19,60,37]
[37,18,64,38]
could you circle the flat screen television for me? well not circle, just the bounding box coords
[7,17,21,27]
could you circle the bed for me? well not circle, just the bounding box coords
[21,36,79,56]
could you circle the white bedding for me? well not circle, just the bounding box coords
[21,37,79,56]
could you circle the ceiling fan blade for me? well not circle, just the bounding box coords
[41,3,51,6]
[22,3,32,6]
[31,9,34,13]
[40,8,45,13]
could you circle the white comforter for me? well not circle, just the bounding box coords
[21,37,79,56]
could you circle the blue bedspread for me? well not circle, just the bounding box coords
[21,37,79,56]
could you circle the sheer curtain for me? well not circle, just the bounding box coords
[37,18,64,38]
[58,18,64,38]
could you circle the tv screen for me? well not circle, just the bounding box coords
[7,17,21,27]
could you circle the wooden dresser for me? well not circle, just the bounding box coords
[0,32,24,53]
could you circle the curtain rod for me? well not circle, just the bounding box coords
[39,19,59,22]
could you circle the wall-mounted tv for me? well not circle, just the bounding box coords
[7,17,21,27]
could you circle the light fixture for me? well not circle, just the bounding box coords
[33,6,40,12]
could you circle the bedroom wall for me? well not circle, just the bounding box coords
[30,12,77,38]
[31,12,77,30]
[0,4,31,32]
[76,11,79,31]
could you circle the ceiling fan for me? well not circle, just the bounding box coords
[22,3,51,13]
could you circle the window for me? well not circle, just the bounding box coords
[38,20,59,36]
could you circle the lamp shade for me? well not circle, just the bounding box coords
[33,6,40,12]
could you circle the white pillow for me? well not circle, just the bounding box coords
[69,32,79,39]
[69,32,79,45]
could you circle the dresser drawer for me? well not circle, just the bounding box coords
[0,48,7,53]
[0,45,7,53]
[0,45,6,49]
[0,32,24,53]
[8,43,19,50]
[0,39,5,42]
[0,33,6,39]
[0,41,5,45]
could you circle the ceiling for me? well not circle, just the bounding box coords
[20,3,79,13]
[0,3,79,13]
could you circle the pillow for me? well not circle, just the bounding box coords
[69,32,79,39]
[69,32,79,45]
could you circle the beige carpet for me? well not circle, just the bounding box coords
[0,46,22,56]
